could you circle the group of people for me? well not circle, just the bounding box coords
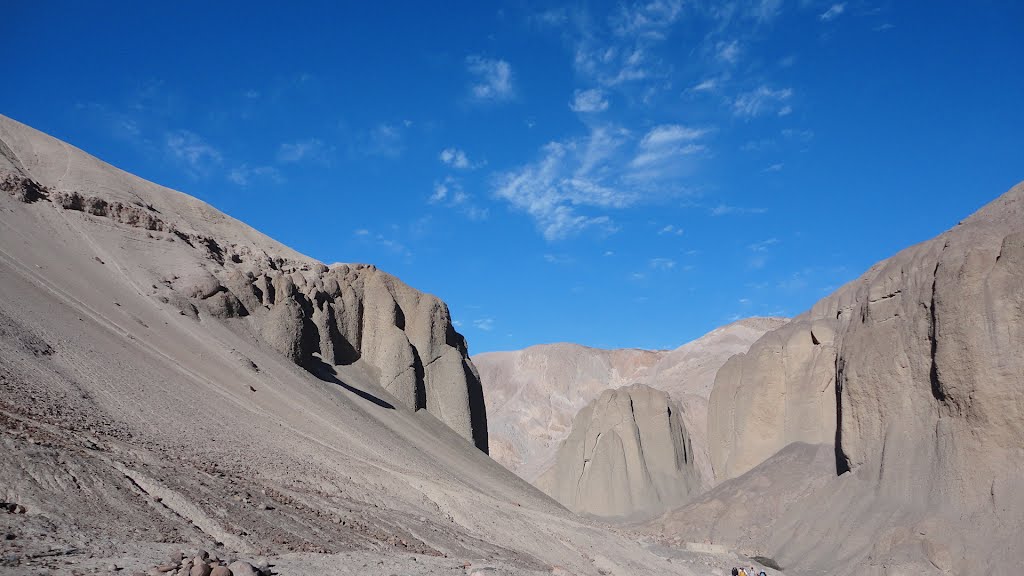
[731,567,767,576]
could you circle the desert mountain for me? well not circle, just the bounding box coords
[475,317,787,485]
[535,384,701,519]
[0,114,728,575]
[701,181,1024,574]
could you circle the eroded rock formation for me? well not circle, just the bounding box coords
[0,116,487,453]
[535,384,700,518]
[706,182,1024,574]
[475,317,787,483]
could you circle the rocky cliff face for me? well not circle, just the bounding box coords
[535,384,700,518]
[706,182,1024,574]
[475,317,787,483]
[0,114,487,453]
[0,113,731,576]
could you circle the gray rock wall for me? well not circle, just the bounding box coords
[536,384,700,518]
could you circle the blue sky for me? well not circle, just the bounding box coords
[5,1,1023,353]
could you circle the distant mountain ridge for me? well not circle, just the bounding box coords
[474,316,788,485]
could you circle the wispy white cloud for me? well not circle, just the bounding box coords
[782,128,815,142]
[649,257,676,270]
[494,138,623,241]
[710,204,767,216]
[752,0,783,22]
[227,164,282,186]
[429,176,488,221]
[466,56,514,101]
[277,138,325,163]
[570,88,610,113]
[473,317,495,331]
[353,227,413,258]
[543,253,574,264]
[690,78,719,93]
[820,3,846,21]
[367,124,403,157]
[733,86,793,117]
[440,147,471,169]
[748,237,779,252]
[764,163,784,172]
[658,224,684,236]
[493,120,712,241]
[716,40,741,64]
[165,130,222,176]
[630,124,709,170]
[612,0,684,39]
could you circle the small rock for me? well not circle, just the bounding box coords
[156,564,178,572]
[3,533,13,540]
[196,550,210,561]
[210,567,232,576]
[190,562,212,576]
[227,561,257,576]
[170,551,185,565]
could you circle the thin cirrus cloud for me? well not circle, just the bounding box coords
[493,123,711,241]
[733,86,793,117]
[277,138,325,163]
[466,56,513,101]
[649,257,676,270]
[570,1,683,87]
[569,88,610,113]
[710,204,767,216]
[716,40,741,64]
[227,164,281,186]
[165,130,222,176]
[367,124,404,157]
[690,78,718,93]
[629,124,709,172]
[611,0,683,39]
[820,3,846,21]
[429,176,488,221]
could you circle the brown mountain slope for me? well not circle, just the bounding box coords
[0,114,714,576]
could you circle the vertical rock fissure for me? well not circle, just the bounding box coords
[928,259,948,405]
[834,355,850,475]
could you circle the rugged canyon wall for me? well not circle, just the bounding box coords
[535,384,701,518]
[0,114,487,453]
[705,182,1024,574]
[475,317,787,483]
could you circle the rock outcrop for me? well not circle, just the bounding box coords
[0,113,487,453]
[475,317,787,482]
[535,384,701,518]
[706,182,1024,574]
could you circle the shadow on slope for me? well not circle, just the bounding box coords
[307,356,395,410]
